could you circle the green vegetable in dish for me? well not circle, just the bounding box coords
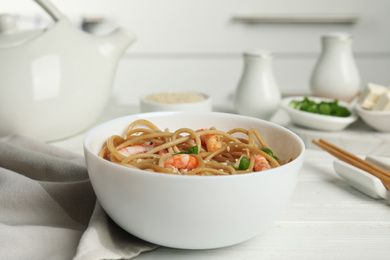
[238,156,250,170]
[233,156,250,171]
[289,97,351,117]
[261,148,279,161]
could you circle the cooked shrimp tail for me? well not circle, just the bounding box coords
[254,154,271,171]
[164,154,198,171]
[196,128,223,152]
[118,143,155,157]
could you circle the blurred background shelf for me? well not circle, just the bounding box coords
[2,0,389,107]
[231,13,359,24]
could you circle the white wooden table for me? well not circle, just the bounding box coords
[51,104,390,260]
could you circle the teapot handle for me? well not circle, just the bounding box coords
[34,0,64,22]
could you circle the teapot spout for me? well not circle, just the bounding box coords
[101,27,136,59]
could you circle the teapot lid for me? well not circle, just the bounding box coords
[0,14,43,48]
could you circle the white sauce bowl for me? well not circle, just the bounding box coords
[355,103,390,132]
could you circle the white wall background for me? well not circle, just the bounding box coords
[2,0,390,107]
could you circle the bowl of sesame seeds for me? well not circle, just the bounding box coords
[140,91,212,112]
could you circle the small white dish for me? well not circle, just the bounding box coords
[140,92,212,113]
[333,155,390,200]
[355,103,390,132]
[280,96,357,131]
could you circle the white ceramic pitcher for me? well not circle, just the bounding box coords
[0,0,136,141]
[310,32,360,102]
[234,49,281,120]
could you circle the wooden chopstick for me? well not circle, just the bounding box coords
[312,139,390,190]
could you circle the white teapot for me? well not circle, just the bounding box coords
[0,0,136,141]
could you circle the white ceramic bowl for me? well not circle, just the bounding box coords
[355,103,390,132]
[83,112,305,249]
[140,92,212,112]
[280,96,357,131]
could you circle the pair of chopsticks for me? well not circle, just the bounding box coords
[312,139,390,190]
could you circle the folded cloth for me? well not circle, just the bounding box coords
[0,135,158,260]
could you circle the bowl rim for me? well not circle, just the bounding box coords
[355,103,390,116]
[280,96,358,123]
[83,111,306,180]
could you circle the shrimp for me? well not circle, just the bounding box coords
[118,143,155,157]
[254,154,271,171]
[196,128,223,152]
[164,154,198,170]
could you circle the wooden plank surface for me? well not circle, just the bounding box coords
[133,150,390,260]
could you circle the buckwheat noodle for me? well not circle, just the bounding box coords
[99,119,284,176]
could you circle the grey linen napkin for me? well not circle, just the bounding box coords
[0,135,158,260]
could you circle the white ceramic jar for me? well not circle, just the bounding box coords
[310,32,361,102]
[234,49,281,120]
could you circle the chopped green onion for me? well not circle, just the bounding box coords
[238,156,250,170]
[289,96,351,117]
[261,148,279,161]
